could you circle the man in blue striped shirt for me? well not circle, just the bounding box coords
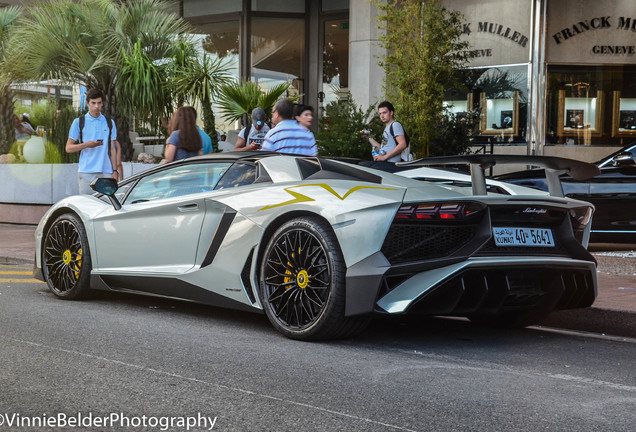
[262,99,317,156]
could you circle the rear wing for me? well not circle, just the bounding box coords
[398,155,600,197]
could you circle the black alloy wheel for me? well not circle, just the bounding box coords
[259,217,369,340]
[43,213,92,299]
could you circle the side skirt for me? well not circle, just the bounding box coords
[90,274,261,314]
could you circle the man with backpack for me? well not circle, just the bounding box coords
[368,100,412,162]
[234,107,270,151]
[66,88,118,194]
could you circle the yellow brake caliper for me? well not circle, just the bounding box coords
[63,248,82,280]
[74,248,82,279]
[284,250,309,290]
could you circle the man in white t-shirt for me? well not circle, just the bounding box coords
[234,107,270,151]
[368,101,408,163]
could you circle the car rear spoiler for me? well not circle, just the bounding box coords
[398,155,600,197]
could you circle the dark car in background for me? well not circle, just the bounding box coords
[494,144,636,243]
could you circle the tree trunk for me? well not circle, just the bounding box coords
[0,82,16,155]
[102,91,132,162]
[201,99,218,149]
[117,115,133,162]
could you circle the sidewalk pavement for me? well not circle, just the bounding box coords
[1,223,635,338]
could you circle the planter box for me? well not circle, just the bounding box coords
[132,143,145,159]
[0,162,155,206]
[144,144,165,157]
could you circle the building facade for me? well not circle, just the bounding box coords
[11,82,73,111]
[182,0,636,157]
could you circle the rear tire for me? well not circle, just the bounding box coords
[43,213,92,300]
[258,217,369,340]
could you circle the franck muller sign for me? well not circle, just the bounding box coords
[553,16,635,55]
[547,0,636,63]
[459,21,529,61]
[462,21,529,52]
[443,0,532,67]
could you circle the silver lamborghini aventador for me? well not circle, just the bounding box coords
[34,152,600,340]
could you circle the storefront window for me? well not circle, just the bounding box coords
[250,17,305,96]
[546,65,636,146]
[193,20,240,132]
[183,0,241,17]
[196,20,240,77]
[450,65,528,144]
[322,19,349,106]
[252,0,305,13]
[443,89,472,116]
[322,0,349,12]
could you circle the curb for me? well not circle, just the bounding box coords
[594,254,636,276]
[540,307,636,339]
[0,256,33,266]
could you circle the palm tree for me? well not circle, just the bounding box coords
[217,80,292,127]
[116,39,175,134]
[0,5,22,155]
[2,0,192,158]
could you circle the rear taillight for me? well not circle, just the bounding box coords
[395,201,487,222]
[569,206,593,230]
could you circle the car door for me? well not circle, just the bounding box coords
[585,165,636,235]
[92,161,232,274]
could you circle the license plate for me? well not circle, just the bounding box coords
[493,227,555,247]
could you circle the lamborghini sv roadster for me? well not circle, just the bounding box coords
[34,152,600,340]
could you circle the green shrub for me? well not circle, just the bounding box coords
[316,98,383,160]
[30,101,56,131]
[13,103,30,118]
[429,108,480,156]
[50,105,82,163]
[44,141,63,163]
[13,99,81,163]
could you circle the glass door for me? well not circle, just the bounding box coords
[250,17,305,97]
[320,17,349,112]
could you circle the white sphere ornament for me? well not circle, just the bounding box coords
[23,136,46,163]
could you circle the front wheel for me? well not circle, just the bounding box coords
[43,213,92,299]
[258,217,369,340]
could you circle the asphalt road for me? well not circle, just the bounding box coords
[1,265,635,432]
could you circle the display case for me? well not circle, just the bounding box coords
[557,89,603,138]
[479,91,519,136]
[612,91,636,137]
[443,94,473,120]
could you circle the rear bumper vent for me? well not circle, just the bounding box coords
[381,225,476,264]
[406,266,595,315]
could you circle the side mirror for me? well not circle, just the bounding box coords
[612,152,635,167]
[90,177,122,210]
[91,177,118,195]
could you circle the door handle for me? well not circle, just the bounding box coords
[177,203,199,212]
